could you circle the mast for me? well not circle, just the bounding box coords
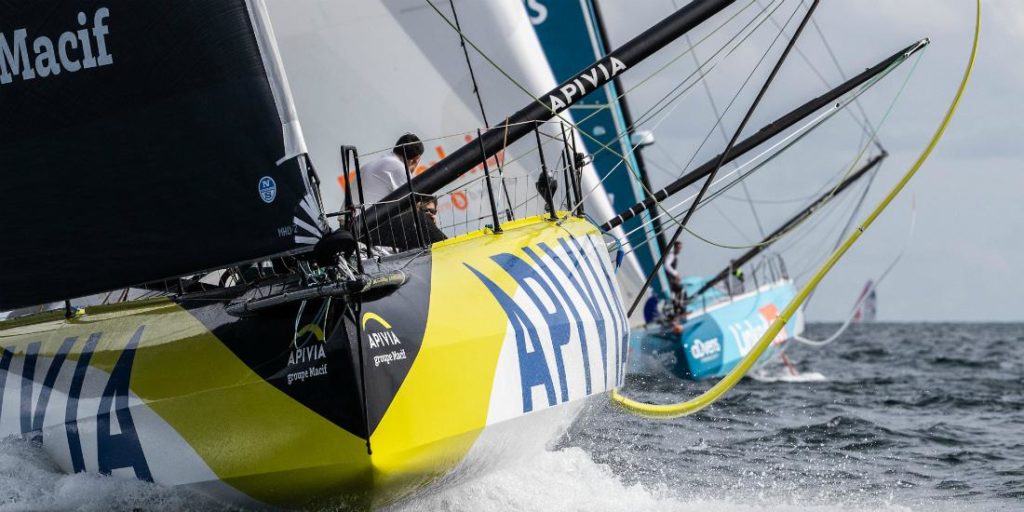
[694,152,887,297]
[601,39,929,232]
[363,0,737,226]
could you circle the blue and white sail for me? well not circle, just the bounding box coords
[525,0,668,298]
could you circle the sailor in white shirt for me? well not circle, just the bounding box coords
[359,133,425,205]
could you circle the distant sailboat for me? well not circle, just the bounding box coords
[853,280,878,322]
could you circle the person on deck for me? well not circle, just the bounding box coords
[664,241,688,332]
[664,240,683,289]
[360,133,425,205]
[368,193,447,252]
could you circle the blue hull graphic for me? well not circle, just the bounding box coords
[628,280,804,380]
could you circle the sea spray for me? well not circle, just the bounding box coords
[0,436,227,512]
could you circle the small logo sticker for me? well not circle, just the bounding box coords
[258,176,277,203]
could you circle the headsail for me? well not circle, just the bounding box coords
[0,1,321,311]
[264,0,622,227]
[525,0,669,297]
[262,0,651,307]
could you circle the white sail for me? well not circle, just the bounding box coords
[264,0,647,310]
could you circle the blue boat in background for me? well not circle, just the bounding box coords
[525,0,881,382]
[628,255,805,380]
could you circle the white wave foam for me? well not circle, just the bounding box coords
[0,436,225,512]
[386,447,919,512]
[0,435,934,512]
[749,368,828,383]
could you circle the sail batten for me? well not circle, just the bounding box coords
[0,1,319,311]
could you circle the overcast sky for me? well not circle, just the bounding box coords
[593,0,1019,322]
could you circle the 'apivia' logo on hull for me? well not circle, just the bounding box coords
[0,8,113,85]
[468,234,629,417]
[362,312,407,368]
[0,327,152,481]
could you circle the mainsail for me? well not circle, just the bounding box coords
[0,1,321,311]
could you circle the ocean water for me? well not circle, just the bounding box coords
[395,323,1023,512]
[1,323,1020,511]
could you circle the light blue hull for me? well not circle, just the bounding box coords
[628,279,804,380]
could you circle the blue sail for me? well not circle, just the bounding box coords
[525,0,668,296]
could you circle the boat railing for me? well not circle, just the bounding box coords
[696,252,791,312]
[335,121,586,254]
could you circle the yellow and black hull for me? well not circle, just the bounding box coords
[0,215,628,509]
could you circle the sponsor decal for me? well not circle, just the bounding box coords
[467,235,628,414]
[285,303,330,386]
[545,57,628,112]
[524,0,549,25]
[690,337,721,360]
[361,312,406,368]
[0,327,151,480]
[0,7,114,85]
[258,176,277,204]
[729,303,789,356]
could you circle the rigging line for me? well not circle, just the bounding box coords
[447,0,489,127]
[671,2,789,181]
[796,197,916,346]
[753,0,882,149]
[620,102,846,246]
[710,201,756,243]
[619,80,860,249]
[781,183,865,271]
[506,0,777,202]
[445,0,516,222]
[718,191,834,204]
[648,178,859,253]
[423,0,771,226]
[774,178,864,256]
[801,159,884,304]
[627,47,918,255]
[627,0,819,316]
[685,32,767,237]
[620,97,866,255]
[612,0,979,419]
[420,0,748,202]
[502,1,778,219]
[630,0,782,129]
[630,0,786,132]
[808,12,880,150]
[568,0,789,220]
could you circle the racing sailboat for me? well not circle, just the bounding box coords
[0,0,737,508]
[628,154,885,379]
[526,0,905,380]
